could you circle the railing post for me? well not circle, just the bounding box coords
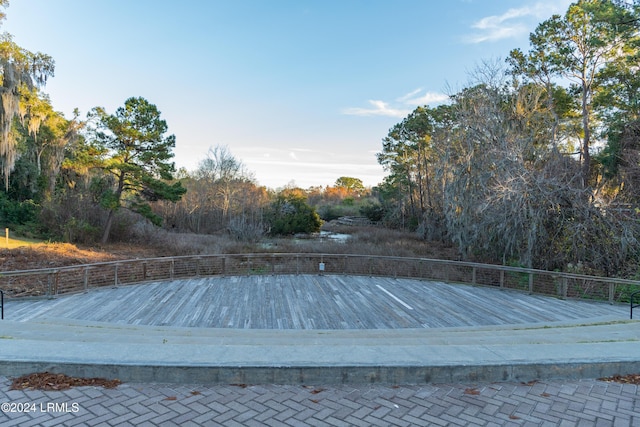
[500,270,504,289]
[609,283,615,304]
[631,290,640,319]
[472,267,476,285]
[196,257,200,277]
[83,267,89,292]
[528,273,534,294]
[222,257,226,277]
[562,277,568,299]
[1,289,4,320]
[114,264,119,286]
[143,261,147,281]
[170,259,175,280]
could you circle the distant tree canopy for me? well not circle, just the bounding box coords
[335,176,365,194]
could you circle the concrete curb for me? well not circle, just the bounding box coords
[1,318,639,385]
[2,360,640,385]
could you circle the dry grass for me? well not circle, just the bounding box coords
[1,223,460,272]
[327,225,459,259]
[126,221,439,258]
[0,243,130,271]
[127,222,252,256]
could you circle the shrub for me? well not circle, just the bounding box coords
[265,194,322,235]
[0,195,40,228]
[359,202,384,222]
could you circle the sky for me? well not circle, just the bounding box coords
[3,0,574,189]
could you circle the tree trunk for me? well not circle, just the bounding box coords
[581,80,591,187]
[101,175,125,243]
[101,209,116,244]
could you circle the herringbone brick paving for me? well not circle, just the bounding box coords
[1,376,638,426]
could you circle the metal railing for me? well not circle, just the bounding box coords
[1,253,639,309]
[0,289,3,320]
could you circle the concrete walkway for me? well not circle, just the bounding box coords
[1,316,640,385]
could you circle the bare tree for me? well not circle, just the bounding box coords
[156,145,268,239]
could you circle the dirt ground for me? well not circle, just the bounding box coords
[0,243,160,272]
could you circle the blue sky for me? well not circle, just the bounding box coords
[4,0,573,189]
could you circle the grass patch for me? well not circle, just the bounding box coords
[2,233,43,249]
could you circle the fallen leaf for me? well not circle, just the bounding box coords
[598,374,640,384]
[10,372,121,391]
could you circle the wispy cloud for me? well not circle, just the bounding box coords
[463,1,574,44]
[467,8,530,43]
[396,88,423,103]
[342,100,411,118]
[343,89,448,118]
[398,89,449,106]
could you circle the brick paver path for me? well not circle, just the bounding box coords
[1,376,638,426]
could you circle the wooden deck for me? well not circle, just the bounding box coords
[4,275,628,329]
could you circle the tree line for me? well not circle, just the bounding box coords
[0,1,370,244]
[374,0,640,276]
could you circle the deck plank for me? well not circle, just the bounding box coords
[3,275,628,329]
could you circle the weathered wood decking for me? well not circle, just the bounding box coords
[4,275,627,329]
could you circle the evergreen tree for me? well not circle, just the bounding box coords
[87,97,185,243]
